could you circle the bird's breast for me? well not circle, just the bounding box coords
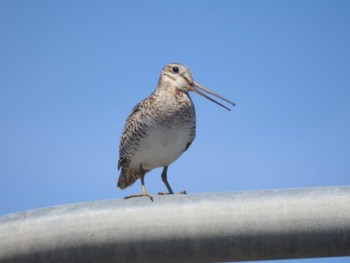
[130,119,194,170]
[126,87,196,170]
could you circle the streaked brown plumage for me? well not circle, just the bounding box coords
[117,63,235,200]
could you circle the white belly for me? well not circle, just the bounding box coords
[130,126,191,170]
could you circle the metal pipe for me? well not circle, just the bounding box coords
[1,186,350,263]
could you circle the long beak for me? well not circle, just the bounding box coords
[189,80,236,111]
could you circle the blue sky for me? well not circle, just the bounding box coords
[0,1,349,262]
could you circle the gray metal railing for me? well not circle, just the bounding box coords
[1,186,350,263]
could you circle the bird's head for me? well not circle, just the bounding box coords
[160,63,235,110]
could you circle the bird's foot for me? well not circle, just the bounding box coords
[157,191,187,195]
[158,192,171,195]
[124,193,153,201]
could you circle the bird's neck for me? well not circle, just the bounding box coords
[151,79,192,109]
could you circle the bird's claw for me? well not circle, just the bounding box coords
[124,193,153,201]
[158,190,187,195]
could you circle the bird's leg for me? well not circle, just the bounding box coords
[124,166,153,201]
[158,166,187,195]
[158,166,174,195]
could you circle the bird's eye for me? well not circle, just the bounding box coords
[172,66,179,73]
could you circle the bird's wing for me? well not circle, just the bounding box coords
[118,98,152,170]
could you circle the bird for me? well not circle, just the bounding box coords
[117,63,235,200]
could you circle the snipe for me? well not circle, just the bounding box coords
[117,63,235,200]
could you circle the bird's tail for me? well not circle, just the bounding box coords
[117,166,142,189]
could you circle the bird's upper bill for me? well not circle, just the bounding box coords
[163,63,235,111]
